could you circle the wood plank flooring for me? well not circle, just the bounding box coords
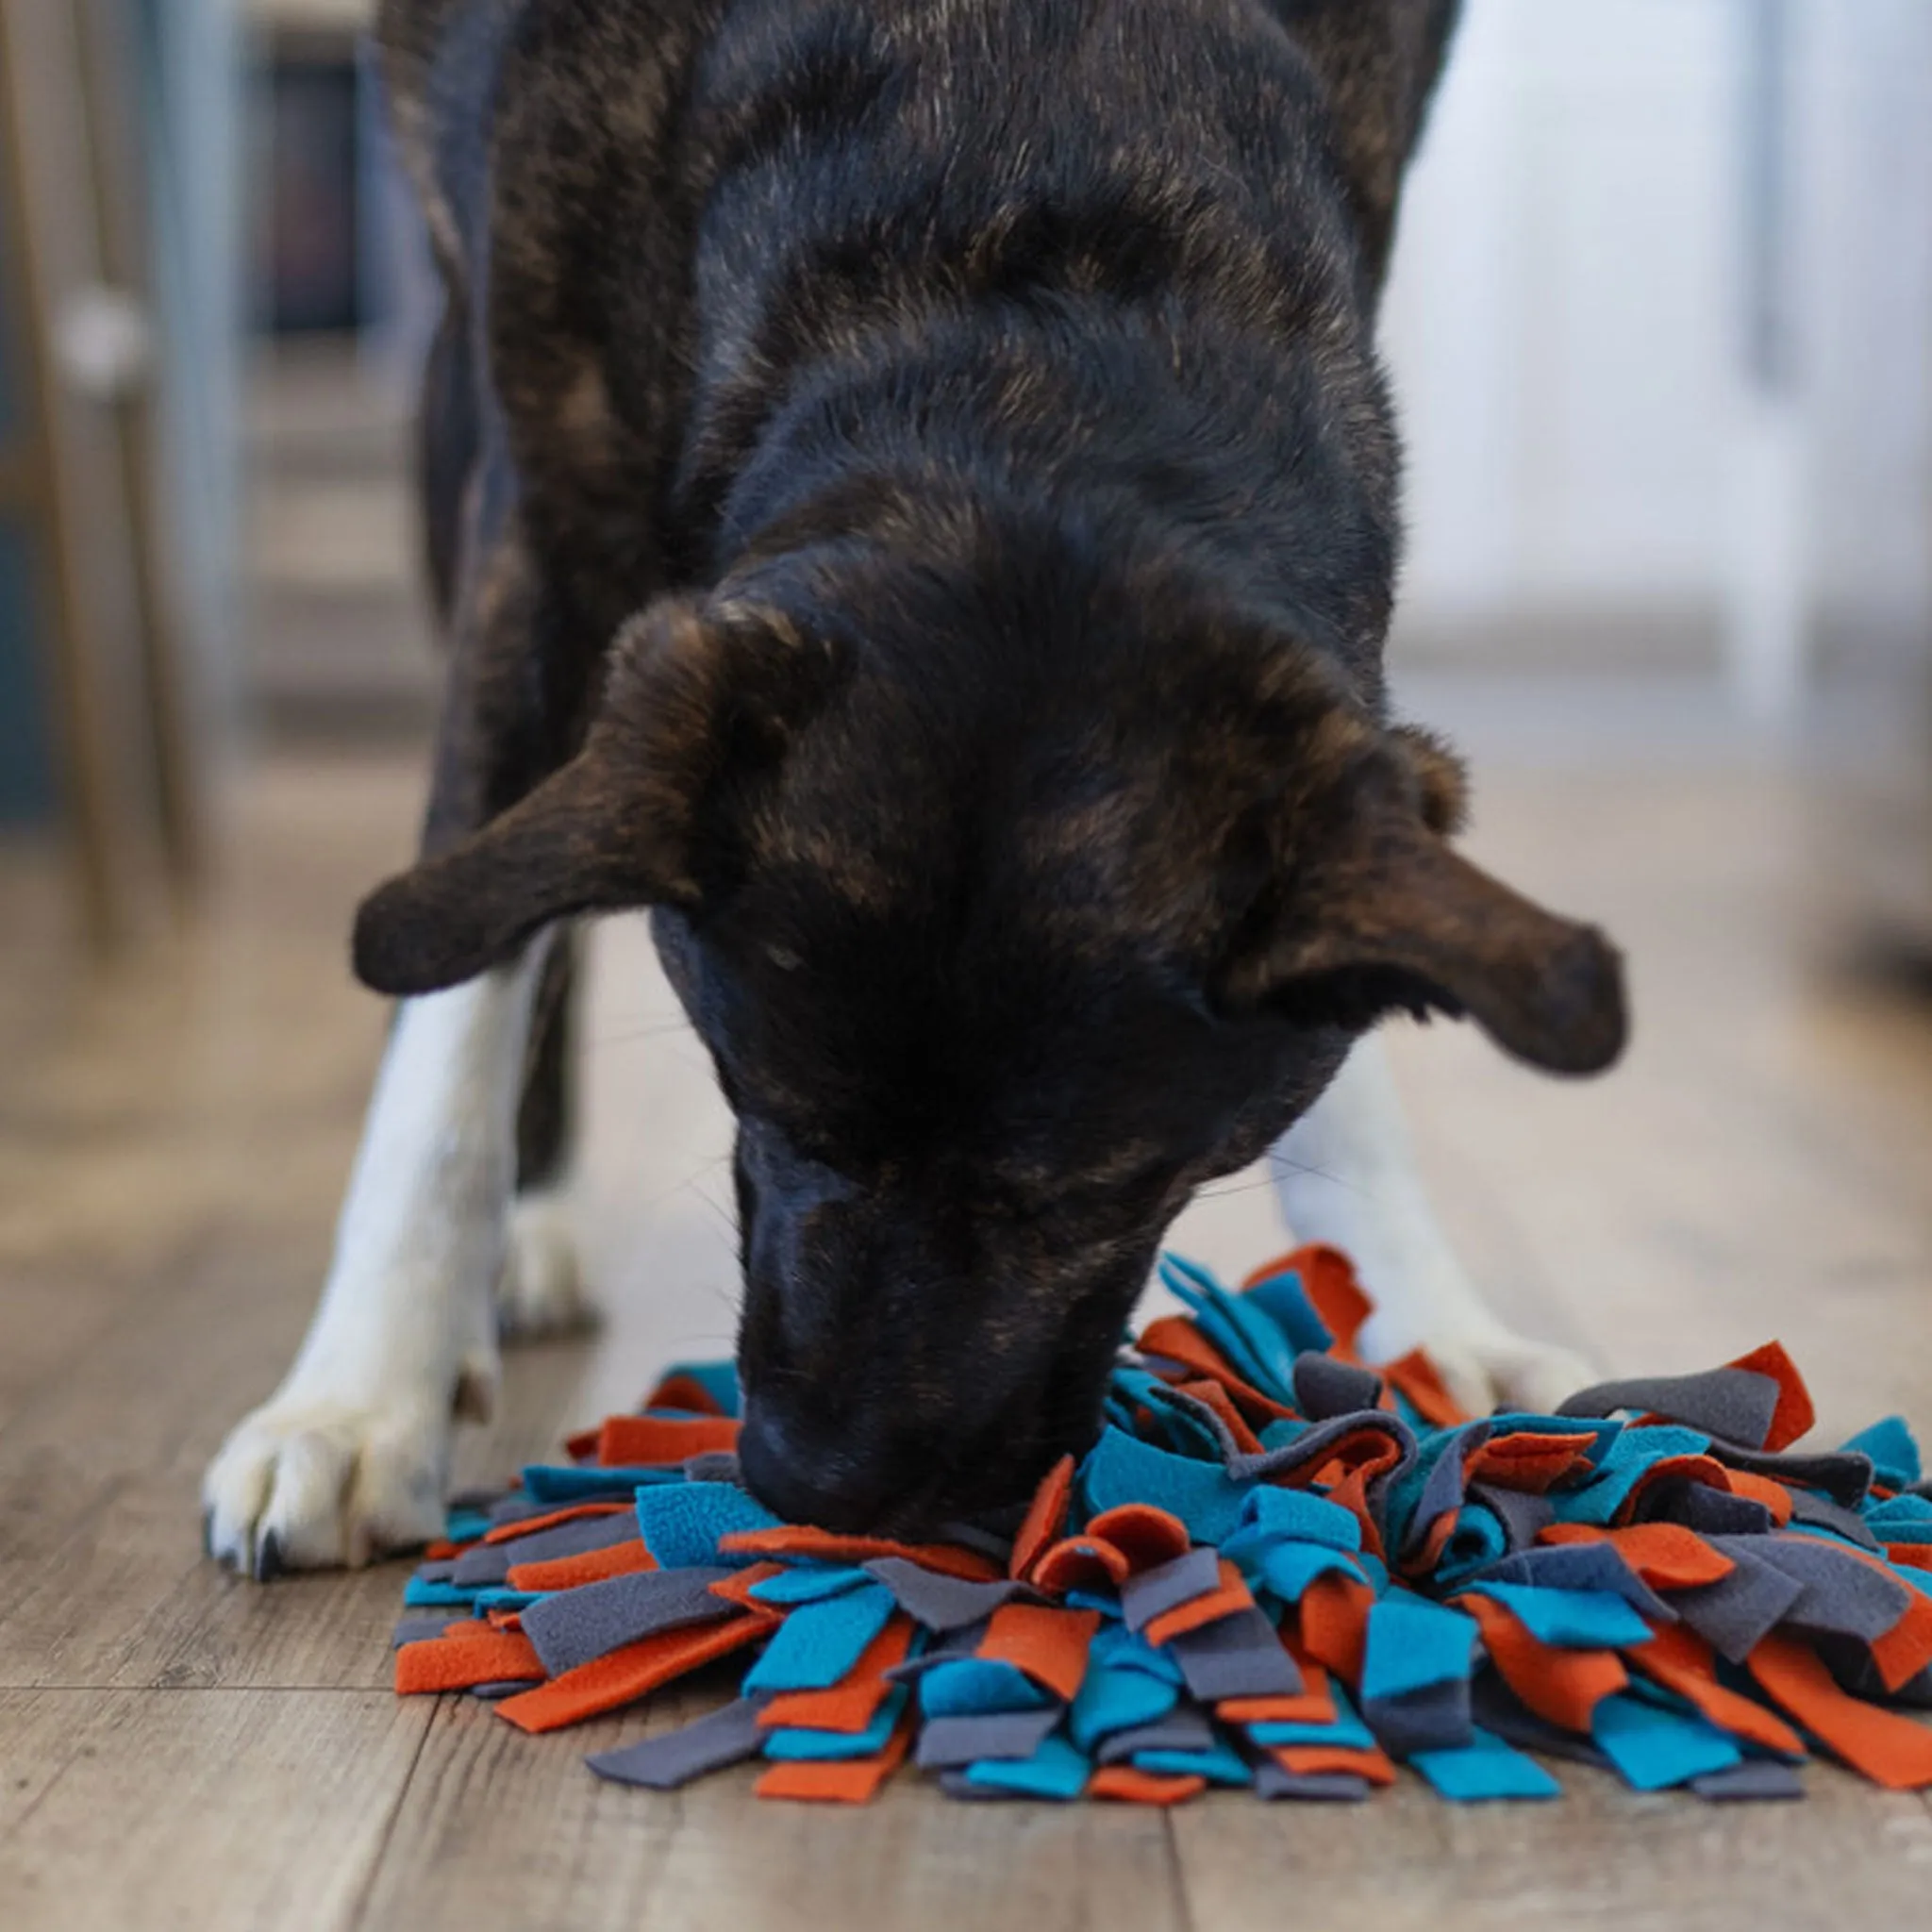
[3,735,1931,1930]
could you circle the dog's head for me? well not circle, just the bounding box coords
[356,561,1624,1532]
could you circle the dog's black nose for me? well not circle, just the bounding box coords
[736,1401,902,1534]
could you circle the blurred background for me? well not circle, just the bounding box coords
[2,0,1930,1417]
[5,0,1931,947]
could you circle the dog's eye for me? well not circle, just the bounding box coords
[765,943,803,973]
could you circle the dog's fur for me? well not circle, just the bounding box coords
[204,0,1624,1570]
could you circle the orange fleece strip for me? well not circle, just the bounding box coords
[755,1717,911,1804]
[1380,1350,1468,1428]
[705,1562,788,1610]
[1463,1432,1597,1495]
[1010,1454,1075,1580]
[497,1614,774,1734]
[595,1413,741,1467]
[757,1615,918,1734]
[1143,1559,1257,1648]
[1537,1521,1736,1591]
[1174,1377,1266,1455]
[1888,1544,1932,1573]
[1728,1341,1815,1451]
[1030,1536,1131,1596]
[395,1629,544,1694]
[1747,1633,1932,1789]
[1239,1244,1375,1358]
[1868,1583,1932,1694]
[1456,1592,1625,1732]
[979,1604,1103,1702]
[1136,1316,1296,1422]
[1625,1624,1804,1757]
[1405,1509,1459,1578]
[1272,1744,1397,1787]
[508,1538,657,1591]
[719,1525,1003,1582]
[1297,1573,1374,1685]
[645,1371,731,1416]
[481,1500,630,1546]
[1319,1432,1411,1563]
[1221,1691,1337,1726]
[1090,1766,1208,1806]
[1085,1504,1192,1575]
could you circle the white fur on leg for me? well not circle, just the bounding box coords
[1271,1033,1595,1415]
[497,1185,597,1340]
[203,940,551,1575]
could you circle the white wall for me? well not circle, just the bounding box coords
[1381,0,1932,677]
[1799,0,1932,653]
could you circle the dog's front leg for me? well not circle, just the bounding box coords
[203,938,549,1575]
[1270,1031,1595,1415]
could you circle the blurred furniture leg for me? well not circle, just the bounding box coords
[78,0,206,891]
[1724,0,1807,733]
[0,0,205,945]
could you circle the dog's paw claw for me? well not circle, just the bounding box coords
[496,1192,597,1342]
[202,1397,450,1578]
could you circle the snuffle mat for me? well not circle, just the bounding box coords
[391,1245,1932,1807]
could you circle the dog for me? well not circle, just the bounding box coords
[204,0,1624,1574]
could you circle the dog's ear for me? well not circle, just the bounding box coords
[1218,745,1626,1075]
[353,596,841,996]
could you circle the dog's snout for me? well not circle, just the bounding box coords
[736,1399,903,1534]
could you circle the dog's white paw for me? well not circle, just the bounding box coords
[496,1191,597,1341]
[202,1393,453,1577]
[1405,1327,1599,1421]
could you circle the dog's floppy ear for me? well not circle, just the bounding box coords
[1219,749,1626,1075]
[353,595,840,996]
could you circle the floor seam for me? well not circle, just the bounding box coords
[341,1694,442,1932]
[1160,1811,1199,1932]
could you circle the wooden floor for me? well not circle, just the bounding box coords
[6,733,1932,1930]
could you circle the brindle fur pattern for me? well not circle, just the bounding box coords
[360,0,1624,1530]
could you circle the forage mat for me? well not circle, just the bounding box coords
[391,1244,1932,1806]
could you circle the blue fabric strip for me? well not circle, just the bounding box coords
[1360,1594,1479,1703]
[520,1464,688,1504]
[403,1577,478,1608]
[635,1481,782,1570]
[741,1583,896,1694]
[1079,1427,1251,1544]
[963,1734,1091,1800]
[748,1564,874,1606]
[1548,1427,1711,1527]
[1467,1583,1655,1649]
[1134,1739,1253,1786]
[1411,1726,1562,1801]
[1591,1693,1742,1790]
[761,1689,908,1760]
[919,1658,1057,1718]
[1068,1664,1179,1750]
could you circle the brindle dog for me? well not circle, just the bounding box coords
[204,0,1623,1574]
